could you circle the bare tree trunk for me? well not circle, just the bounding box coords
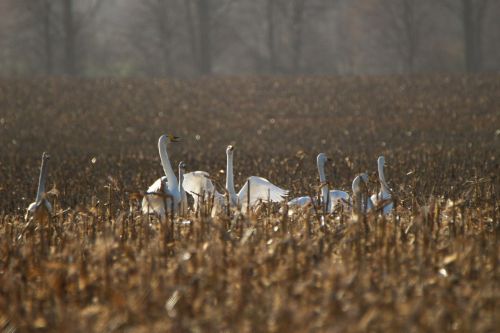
[402,0,417,73]
[196,0,212,75]
[266,0,277,73]
[157,1,172,76]
[461,0,489,72]
[42,0,52,75]
[185,0,199,71]
[291,0,305,74]
[462,0,476,72]
[62,0,77,76]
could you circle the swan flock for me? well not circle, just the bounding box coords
[26,134,394,221]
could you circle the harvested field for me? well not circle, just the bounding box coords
[0,76,499,332]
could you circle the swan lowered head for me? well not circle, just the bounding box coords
[377,155,391,191]
[42,152,50,162]
[352,173,369,194]
[317,153,330,168]
[179,161,187,172]
[377,156,385,175]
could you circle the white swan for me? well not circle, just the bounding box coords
[183,145,288,214]
[287,153,329,210]
[351,173,373,214]
[225,145,288,212]
[182,146,227,215]
[370,156,393,215]
[142,134,181,217]
[182,170,224,214]
[25,152,52,220]
[322,154,351,213]
[288,153,349,213]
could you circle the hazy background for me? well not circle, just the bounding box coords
[0,0,499,78]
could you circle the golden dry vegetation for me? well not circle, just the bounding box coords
[0,76,499,332]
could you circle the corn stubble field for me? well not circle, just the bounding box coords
[0,76,499,332]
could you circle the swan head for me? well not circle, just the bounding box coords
[42,152,50,161]
[377,156,392,190]
[360,172,369,183]
[352,173,369,194]
[159,134,180,146]
[178,161,186,172]
[226,145,234,155]
[317,153,330,167]
[378,156,385,169]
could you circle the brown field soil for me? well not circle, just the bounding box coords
[0,76,499,332]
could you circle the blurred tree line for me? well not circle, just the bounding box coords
[0,0,498,77]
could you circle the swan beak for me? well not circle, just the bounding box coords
[168,134,181,142]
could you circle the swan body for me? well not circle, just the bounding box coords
[327,190,350,212]
[183,170,225,215]
[370,156,393,215]
[25,152,52,220]
[142,134,181,217]
[286,195,318,216]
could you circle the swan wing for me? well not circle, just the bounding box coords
[145,177,168,194]
[183,171,218,211]
[142,177,172,215]
[371,191,391,204]
[288,196,313,207]
[237,176,288,208]
[328,190,351,212]
[330,190,350,203]
[182,171,216,197]
[365,196,375,212]
[370,191,393,215]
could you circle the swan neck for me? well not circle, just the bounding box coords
[352,177,359,194]
[317,160,327,183]
[354,192,362,214]
[378,161,390,193]
[226,152,236,198]
[317,159,329,206]
[36,156,49,203]
[159,139,178,191]
[178,167,184,195]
